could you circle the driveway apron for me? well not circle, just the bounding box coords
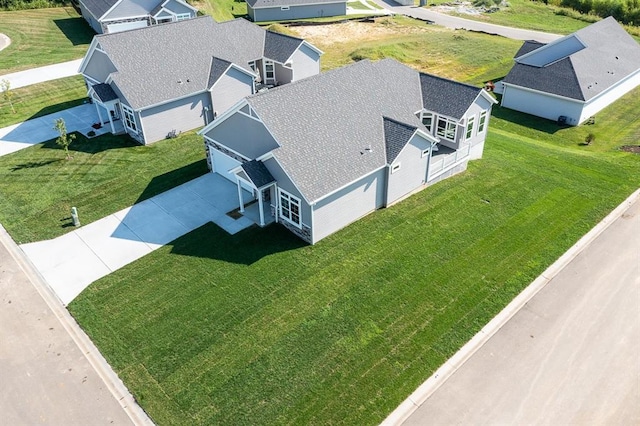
[20,173,254,305]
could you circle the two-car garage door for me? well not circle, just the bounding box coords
[211,150,241,183]
[106,20,148,33]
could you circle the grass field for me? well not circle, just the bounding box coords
[0,75,87,128]
[68,111,639,424]
[293,16,522,85]
[0,7,94,74]
[0,132,207,244]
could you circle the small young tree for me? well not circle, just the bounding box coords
[54,118,76,160]
[585,133,596,146]
[1,79,16,114]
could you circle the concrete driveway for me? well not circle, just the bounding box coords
[21,173,254,305]
[0,59,83,91]
[390,192,640,425]
[0,103,103,157]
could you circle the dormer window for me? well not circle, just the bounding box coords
[421,112,433,132]
[436,117,457,141]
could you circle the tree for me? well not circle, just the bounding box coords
[54,118,76,160]
[1,79,16,114]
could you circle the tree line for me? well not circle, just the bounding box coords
[534,0,640,25]
[0,0,68,11]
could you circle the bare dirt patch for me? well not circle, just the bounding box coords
[620,145,640,154]
[291,19,430,45]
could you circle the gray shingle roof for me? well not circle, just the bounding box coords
[241,160,276,188]
[93,17,274,110]
[419,73,483,120]
[503,17,640,101]
[208,57,233,88]
[264,31,303,64]
[80,0,119,20]
[247,0,345,8]
[514,40,546,58]
[92,83,118,102]
[383,117,418,164]
[243,59,480,203]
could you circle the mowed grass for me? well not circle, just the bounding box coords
[68,128,639,425]
[0,7,94,74]
[0,75,87,128]
[0,132,207,243]
[296,17,522,85]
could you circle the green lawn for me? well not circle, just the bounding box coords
[68,122,639,424]
[0,132,207,244]
[0,75,87,128]
[0,7,94,74]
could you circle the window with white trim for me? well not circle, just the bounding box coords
[465,116,475,140]
[478,111,487,133]
[421,112,433,132]
[391,163,401,174]
[436,117,457,141]
[279,189,301,227]
[248,60,257,72]
[121,104,138,133]
[175,13,191,21]
[264,60,275,81]
[421,148,429,158]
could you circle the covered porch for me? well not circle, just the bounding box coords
[88,83,125,135]
[231,160,277,227]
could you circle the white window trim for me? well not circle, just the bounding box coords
[278,188,301,228]
[121,104,138,133]
[421,148,429,158]
[421,111,433,133]
[175,13,191,21]
[466,116,475,140]
[391,163,401,174]
[436,117,457,142]
[264,59,275,81]
[478,111,487,133]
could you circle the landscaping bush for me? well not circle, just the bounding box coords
[0,0,66,10]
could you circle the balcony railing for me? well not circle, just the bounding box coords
[428,143,471,181]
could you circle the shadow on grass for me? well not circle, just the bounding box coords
[492,106,567,135]
[26,99,88,123]
[41,132,141,155]
[10,159,60,171]
[133,159,209,204]
[169,221,306,265]
[53,17,95,46]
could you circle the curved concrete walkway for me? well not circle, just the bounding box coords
[370,0,562,43]
[384,189,640,425]
[0,33,10,52]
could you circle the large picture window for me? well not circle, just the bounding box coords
[436,117,457,141]
[478,111,487,133]
[175,13,191,21]
[121,104,138,133]
[279,189,301,227]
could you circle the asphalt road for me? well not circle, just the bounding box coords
[401,196,640,424]
[0,230,137,425]
[370,0,562,43]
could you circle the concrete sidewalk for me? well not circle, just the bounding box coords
[0,59,83,91]
[21,173,254,305]
[0,103,103,157]
[384,189,640,425]
[371,0,562,43]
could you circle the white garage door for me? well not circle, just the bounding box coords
[212,150,241,183]
[106,20,148,33]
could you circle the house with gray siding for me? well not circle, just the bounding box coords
[78,16,322,145]
[246,0,346,22]
[199,59,497,244]
[78,0,198,34]
[499,17,640,125]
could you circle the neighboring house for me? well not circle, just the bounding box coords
[199,59,497,244]
[499,17,640,125]
[78,0,198,34]
[78,16,322,145]
[246,0,346,22]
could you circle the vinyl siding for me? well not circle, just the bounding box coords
[291,44,320,81]
[579,69,640,123]
[139,92,212,144]
[80,2,103,33]
[252,2,346,22]
[162,0,195,15]
[312,168,385,244]
[262,157,312,227]
[501,84,583,125]
[83,49,118,82]
[210,68,254,118]
[386,133,430,206]
[104,0,153,20]
[274,63,293,85]
[461,96,493,158]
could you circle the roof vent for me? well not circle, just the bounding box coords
[177,79,183,84]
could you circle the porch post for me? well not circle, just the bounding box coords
[94,102,103,125]
[237,180,245,213]
[258,188,265,226]
[108,105,115,133]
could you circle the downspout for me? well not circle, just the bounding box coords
[425,140,437,183]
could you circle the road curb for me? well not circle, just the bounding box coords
[0,224,154,426]
[381,188,640,426]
